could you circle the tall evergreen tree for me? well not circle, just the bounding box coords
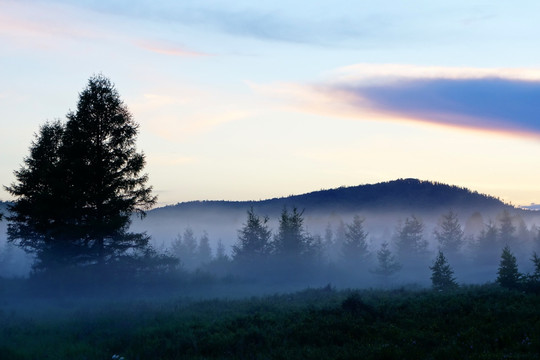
[342,215,369,263]
[475,220,499,264]
[498,210,516,246]
[429,251,458,291]
[6,75,156,270]
[232,208,271,262]
[215,239,228,261]
[531,252,540,282]
[395,215,427,259]
[433,211,464,255]
[496,245,521,289]
[197,231,213,265]
[172,227,198,270]
[6,122,68,266]
[272,207,309,258]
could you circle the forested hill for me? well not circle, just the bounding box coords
[152,179,512,217]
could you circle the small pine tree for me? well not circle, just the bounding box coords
[522,252,540,292]
[197,231,213,265]
[215,239,228,261]
[170,227,198,270]
[372,242,401,278]
[496,245,521,289]
[232,208,271,262]
[395,215,427,259]
[342,215,369,263]
[272,207,309,258]
[433,211,464,255]
[498,210,516,245]
[429,251,458,291]
[528,252,540,283]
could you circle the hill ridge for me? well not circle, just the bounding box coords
[153,178,512,215]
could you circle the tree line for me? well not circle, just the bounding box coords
[166,206,540,291]
[2,75,540,292]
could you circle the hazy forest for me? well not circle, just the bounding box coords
[1,76,539,359]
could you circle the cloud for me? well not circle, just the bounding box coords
[0,1,213,57]
[130,91,252,141]
[256,65,540,139]
[23,0,375,46]
[136,40,212,57]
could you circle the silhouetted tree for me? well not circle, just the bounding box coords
[5,122,66,267]
[342,215,369,263]
[372,242,401,280]
[206,238,231,275]
[171,227,198,270]
[232,208,271,263]
[272,207,310,258]
[475,220,499,264]
[522,252,540,292]
[534,227,540,252]
[197,231,213,265]
[532,252,540,280]
[323,223,334,259]
[434,211,464,255]
[496,245,521,289]
[498,210,516,246]
[430,251,458,291]
[6,75,156,271]
[324,220,346,263]
[395,215,427,259]
[464,211,484,238]
[304,233,324,263]
[215,239,228,261]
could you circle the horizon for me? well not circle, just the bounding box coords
[2,1,540,207]
[144,178,515,208]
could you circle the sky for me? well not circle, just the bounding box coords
[1,0,540,208]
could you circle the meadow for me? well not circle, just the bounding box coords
[1,282,539,360]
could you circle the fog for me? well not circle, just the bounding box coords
[131,204,540,287]
[2,197,540,313]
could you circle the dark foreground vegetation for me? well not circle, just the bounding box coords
[1,283,539,360]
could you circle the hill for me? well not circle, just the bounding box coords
[132,179,526,249]
[154,178,509,215]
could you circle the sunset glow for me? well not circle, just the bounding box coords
[2,0,540,207]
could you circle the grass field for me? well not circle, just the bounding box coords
[1,283,539,359]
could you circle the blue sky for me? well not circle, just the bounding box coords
[2,0,540,207]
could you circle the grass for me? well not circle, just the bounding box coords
[1,284,539,359]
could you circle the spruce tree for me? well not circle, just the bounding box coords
[433,211,464,255]
[496,245,521,289]
[232,208,271,262]
[197,231,213,265]
[531,252,540,282]
[272,207,309,258]
[372,242,401,279]
[6,75,156,270]
[342,215,369,263]
[6,121,68,265]
[180,227,198,270]
[429,251,458,291]
[524,252,540,291]
[475,220,499,265]
[395,215,427,259]
[498,210,516,246]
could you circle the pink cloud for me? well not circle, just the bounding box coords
[136,40,212,57]
[253,64,540,140]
